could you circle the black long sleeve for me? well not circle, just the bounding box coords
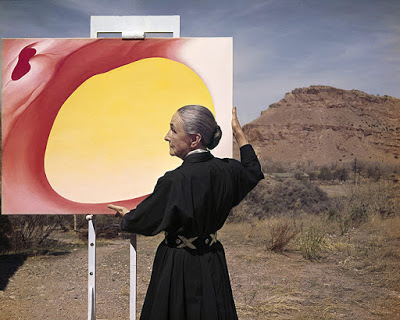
[121,144,263,236]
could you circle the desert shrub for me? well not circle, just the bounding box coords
[229,180,272,222]
[0,215,12,253]
[78,215,125,240]
[327,198,351,235]
[260,159,288,174]
[345,181,399,219]
[366,166,381,181]
[349,160,400,180]
[366,181,399,218]
[333,168,349,182]
[318,167,333,181]
[5,215,64,252]
[230,178,331,221]
[326,207,340,222]
[264,179,331,214]
[268,219,300,252]
[326,180,399,235]
[308,171,318,182]
[325,207,351,235]
[299,225,326,261]
[349,205,368,224]
[337,214,351,235]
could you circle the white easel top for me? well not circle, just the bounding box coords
[90,15,180,39]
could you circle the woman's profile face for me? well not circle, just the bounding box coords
[164,113,193,159]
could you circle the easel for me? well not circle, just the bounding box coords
[87,15,180,320]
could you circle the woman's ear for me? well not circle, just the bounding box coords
[190,133,203,148]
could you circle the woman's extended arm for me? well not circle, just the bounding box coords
[229,107,264,206]
[232,107,248,147]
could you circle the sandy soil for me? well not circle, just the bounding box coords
[0,228,399,320]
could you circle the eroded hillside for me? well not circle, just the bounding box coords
[243,85,400,166]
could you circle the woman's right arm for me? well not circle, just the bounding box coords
[108,174,178,236]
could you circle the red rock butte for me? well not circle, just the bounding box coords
[242,85,400,167]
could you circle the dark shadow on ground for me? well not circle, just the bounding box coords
[0,251,70,290]
[0,254,28,290]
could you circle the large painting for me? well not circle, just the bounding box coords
[2,38,233,214]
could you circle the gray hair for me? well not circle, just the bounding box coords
[177,105,222,150]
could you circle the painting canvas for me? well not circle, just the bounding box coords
[1,38,233,214]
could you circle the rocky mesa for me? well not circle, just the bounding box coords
[243,85,400,167]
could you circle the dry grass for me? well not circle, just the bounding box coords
[1,179,399,319]
[2,210,399,320]
[220,217,300,253]
[219,214,400,319]
[299,224,326,261]
[334,214,400,290]
[221,180,400,319]
[269,219,300,252]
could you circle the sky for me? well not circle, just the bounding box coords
[0,0,399,124]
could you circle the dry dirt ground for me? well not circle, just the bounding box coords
[0,225,399,320]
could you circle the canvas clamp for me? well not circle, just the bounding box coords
[122,31,145,40]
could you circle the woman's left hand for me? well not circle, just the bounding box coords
[107,204,129,217]
[232,107,248,147]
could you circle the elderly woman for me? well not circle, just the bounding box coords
[108,105,264,320]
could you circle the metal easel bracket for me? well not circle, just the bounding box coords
[90,16,180,39]
[122,31,145,40]
[86,214,96,320]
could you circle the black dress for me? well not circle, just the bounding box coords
[121,144,264,320]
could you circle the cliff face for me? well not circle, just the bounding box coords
[243,85,400,166]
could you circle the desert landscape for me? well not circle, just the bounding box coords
[242,85,399,166]
[1,85,399,319]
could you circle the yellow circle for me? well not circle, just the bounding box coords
[44,57,214,203]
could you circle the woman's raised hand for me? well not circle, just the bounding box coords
[107,204,129,217]
[232,107,248,147]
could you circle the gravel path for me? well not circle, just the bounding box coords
[1,230,399,319]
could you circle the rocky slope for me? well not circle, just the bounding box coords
[243,85,400,167]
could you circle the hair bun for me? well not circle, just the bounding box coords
[208,125,222,150]
[177,105,222,150]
